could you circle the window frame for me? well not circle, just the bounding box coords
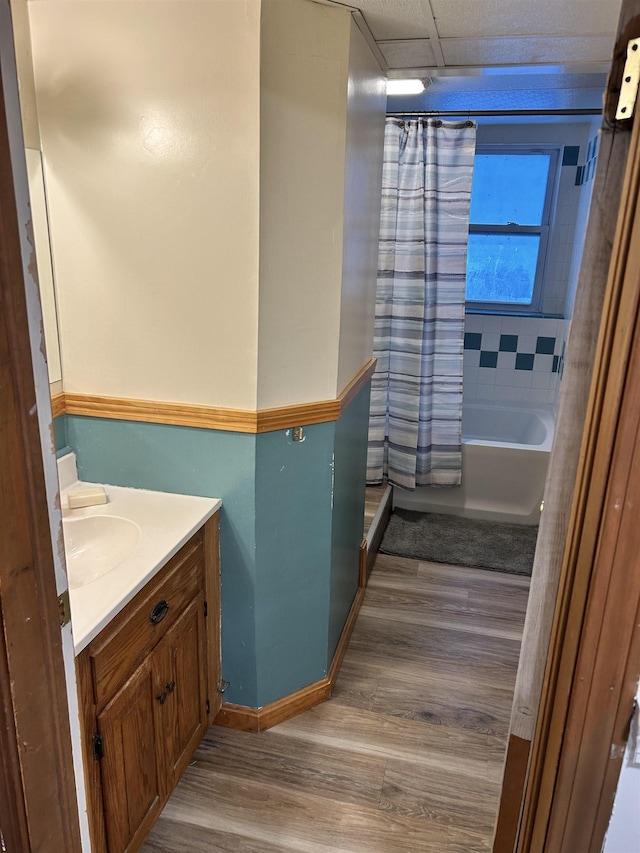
[466,144,562,314]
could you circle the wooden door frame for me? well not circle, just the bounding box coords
[523,94,640,852]
[494,2,640,849]
[0,16,82,853]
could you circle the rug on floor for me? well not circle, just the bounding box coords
[380,508,538,575]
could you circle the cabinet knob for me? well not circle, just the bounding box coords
[149,600,170,624]
[165,681,176,694]
[157,692,167,705]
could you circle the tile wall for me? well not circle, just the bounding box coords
[463,125,599,410]
[542,146,584,317]
[463,313,565,406]
[574,134,599,187]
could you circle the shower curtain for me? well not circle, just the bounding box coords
[367,117,476,490]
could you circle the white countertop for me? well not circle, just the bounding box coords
[64,482,221,654]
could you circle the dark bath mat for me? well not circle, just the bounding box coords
[380,509,538,575]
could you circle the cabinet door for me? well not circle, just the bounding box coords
[96,658,163,852]
[155,593,208,791]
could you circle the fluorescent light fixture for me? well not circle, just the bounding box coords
[386,78,425,96]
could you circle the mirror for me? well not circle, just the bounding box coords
[25,147,62,387]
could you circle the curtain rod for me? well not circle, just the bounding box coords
[386,109,601,117]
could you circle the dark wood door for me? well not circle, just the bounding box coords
[157,593,208,790]
[97,658,163,852]
[0,12,81,850]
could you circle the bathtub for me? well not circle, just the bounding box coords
[393,402,555,525]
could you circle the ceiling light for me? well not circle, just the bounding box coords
[386,79,426,96]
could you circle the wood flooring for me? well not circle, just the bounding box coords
[141,549,529,852]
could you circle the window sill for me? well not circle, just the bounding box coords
[465,308,565,319]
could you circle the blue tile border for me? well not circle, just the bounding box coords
[499,334,518,352]
[465,331,560,372]
[515,353,535,371]
[562,145,580,166]
[479,350,498,368]
[575,135,599,186]
[464,331,482,350]
[536,336,555,354]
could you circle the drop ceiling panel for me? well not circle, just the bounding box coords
[379,39,437,69]
[430,0,620,39]
[350,0,431,40]
[442,35,617,66]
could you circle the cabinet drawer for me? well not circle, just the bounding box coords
[88,533,204,708]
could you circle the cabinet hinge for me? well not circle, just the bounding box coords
[204,600,208,619]
[58,589,71,628]
[206,699,210,714]
[93,733,104,761]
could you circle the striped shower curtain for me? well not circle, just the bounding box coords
[367,118,476,490]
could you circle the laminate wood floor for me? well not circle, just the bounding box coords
[142,554,530,852]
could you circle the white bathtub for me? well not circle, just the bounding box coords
[393,402,555,525]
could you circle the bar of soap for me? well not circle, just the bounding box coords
[67,486,108,509]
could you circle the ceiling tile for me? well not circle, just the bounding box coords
[441,35,617,66]
[379,39,437,69]
[430,0,621,39]
[348,0,431,40]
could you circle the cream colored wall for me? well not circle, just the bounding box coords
[27,0,381,411]
[257,0,351,408]
[28,0,262,410]
[26,148,62,384]
[336,19,386,394]
[10,0,40,149]
[10,0,63,385]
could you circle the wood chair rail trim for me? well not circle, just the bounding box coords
[50,359,376,434]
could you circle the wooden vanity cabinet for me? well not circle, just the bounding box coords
[94,656,163,852]
[77,514,220,853]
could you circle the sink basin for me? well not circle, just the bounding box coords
[63,515,141,588]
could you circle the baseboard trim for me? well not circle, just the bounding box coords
[215,680,332,733]
[493,734,532,852]
[214,586,366,733]
[327,586,365,685]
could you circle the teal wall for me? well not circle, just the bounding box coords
[54,413,69,456]
[58,381,371,709]
[329,383,371,660]
[64,415,259,706]
[255,424,335,706]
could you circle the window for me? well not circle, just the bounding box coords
[466,146,560,312]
